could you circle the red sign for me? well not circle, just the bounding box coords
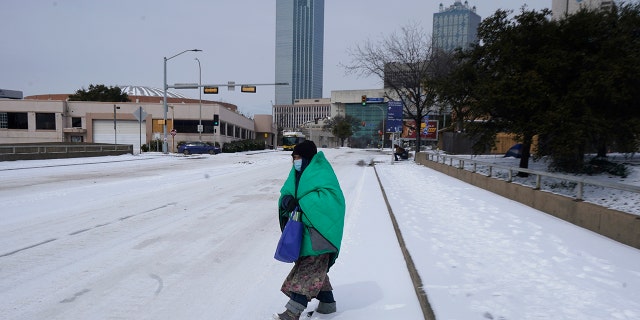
[170,129,177,137]
[402,120,438,140]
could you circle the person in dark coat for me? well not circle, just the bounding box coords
[394,144,406,161]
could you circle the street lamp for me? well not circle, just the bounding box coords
[195,57,202,141]
[163,49,202,153]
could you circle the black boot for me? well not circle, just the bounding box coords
[316,301,336,314]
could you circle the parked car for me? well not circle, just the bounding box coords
[177,141,221,155]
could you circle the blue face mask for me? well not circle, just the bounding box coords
[293,159,303,171]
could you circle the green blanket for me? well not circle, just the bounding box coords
[279,151,345,267]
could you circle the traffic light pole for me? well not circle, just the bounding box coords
[170,82,289,90]
[168,81,289,148]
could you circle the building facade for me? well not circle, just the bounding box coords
[331,90,389,148]
[275,0,324,105]
[552,0,615,19]
[432,1,481,52]
[0,88,268,154]
[273,98,331,131]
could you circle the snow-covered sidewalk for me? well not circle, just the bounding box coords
[375,158,640,320]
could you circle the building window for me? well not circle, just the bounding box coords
[1,112,28,129]
[36,113,56,130]
[0,112,7,128]
[220,122,226,136]
[72,117,82,128]
[173,119,215,134]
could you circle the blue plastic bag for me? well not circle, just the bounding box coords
[274,208,303,263]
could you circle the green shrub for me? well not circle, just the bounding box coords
[584,157,630,178]
[222,139,265,153]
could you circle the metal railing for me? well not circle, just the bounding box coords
[424,152,640,201]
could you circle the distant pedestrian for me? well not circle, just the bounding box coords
[394,144,406,161]
[274,141,346,320]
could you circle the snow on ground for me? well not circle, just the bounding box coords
[0,149,638,320]
[427,151,640,216]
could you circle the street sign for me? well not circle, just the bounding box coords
[174,83,199,89]
[170,129,177,137]
[132,107,147,123]
[366,97,384,103]
[386,101,403,133]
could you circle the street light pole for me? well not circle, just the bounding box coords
[163,49,202,154]
[195,57,202,141]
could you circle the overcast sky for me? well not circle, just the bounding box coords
[1,0,549,116]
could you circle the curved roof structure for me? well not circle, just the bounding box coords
[119,85,189,99]
[24,85,238,112]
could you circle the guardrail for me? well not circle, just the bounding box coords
[0,143,133,161]
[424,152,640,201]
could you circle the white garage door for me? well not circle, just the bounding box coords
[93,120,147,154]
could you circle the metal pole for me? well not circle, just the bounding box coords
[171,106,175,152]
[139,106,142,155]
[113,104,117,145]
[195,57,202,141]
[113,104,120,145]
[163,57,168,153]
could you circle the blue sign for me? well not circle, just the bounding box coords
[386,101,403,133]
[366,97,384,103]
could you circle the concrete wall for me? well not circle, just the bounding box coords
[415,152,640,250]
[0,143,133,161]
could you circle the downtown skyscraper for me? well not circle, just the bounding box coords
[275,0,324,105]
[432,1,481,52]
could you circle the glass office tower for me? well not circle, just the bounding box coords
[275,0,324,105]
[432,1,481,52]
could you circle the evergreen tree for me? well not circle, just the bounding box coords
[465,8,555,173]
[68,84,130,102]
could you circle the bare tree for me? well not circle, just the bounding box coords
[343,23,439,153]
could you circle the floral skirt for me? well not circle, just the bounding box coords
[281,254,333,301]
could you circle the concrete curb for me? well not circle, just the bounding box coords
[373,165,437,320]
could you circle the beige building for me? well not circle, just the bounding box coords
[272,98,331,131]
[0,87,275,154]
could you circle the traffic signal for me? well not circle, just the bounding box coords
[203,86,219,94]
[241,85,257,93]
[213,114,219,126]
[361,95,367,106]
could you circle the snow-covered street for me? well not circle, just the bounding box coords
[1,148,638,320]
